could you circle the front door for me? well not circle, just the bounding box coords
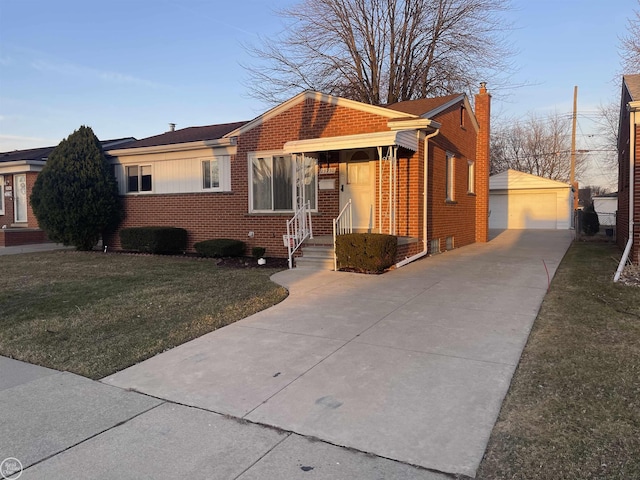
[13,174,27,223]
[340,150,374,232]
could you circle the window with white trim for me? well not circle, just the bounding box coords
[250,154,317,212]
[0,176,4,214]
[202,156,231,191]
[126,165,152,193]
[446,153,455,201]
[467,160,475,194]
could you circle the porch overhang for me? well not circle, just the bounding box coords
[283,129,420,154]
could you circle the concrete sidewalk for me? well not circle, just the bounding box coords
[0,243,73,255]
[1,230,573,479]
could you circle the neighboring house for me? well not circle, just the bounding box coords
[592,193,617,228]
[617,74,640,264]
[103,85,491,267]
[0,138,136,246]
[489,169,573,230]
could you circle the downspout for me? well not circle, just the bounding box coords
[396,128,440,268]
[614,108,636,282]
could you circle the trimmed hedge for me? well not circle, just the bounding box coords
[194,238,246,258]
[119,226,188,255]
[335,233,397,273]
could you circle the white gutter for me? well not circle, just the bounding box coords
[106,137,236,156]
[396,128,440,268]
[615,107,637,282]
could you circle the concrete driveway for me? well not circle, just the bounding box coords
[101,229,572,477]
[1,230,573,479]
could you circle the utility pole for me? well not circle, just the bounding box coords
[570,86,578,223]
[570,86,577,189]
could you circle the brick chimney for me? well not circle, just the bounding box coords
[475,82,491,243]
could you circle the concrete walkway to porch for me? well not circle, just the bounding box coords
[98,229,573,478]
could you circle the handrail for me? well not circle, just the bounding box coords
[285,200,313,269]
[333,199,352,271]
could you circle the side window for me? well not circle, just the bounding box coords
[467,161,475,194]
[127,165,152,193]
[446,153,455,202]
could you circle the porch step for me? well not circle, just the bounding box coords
[296,245,335,270]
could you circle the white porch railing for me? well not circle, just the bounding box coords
[285,200,313,269]
[333,199,352,271]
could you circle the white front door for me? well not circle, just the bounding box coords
[13,174,27,223]
[340,150,375,232]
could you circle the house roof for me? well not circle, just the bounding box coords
[0,138,137,164]
[385,94,463,117]
[624,74,640,101]
[224,91,419,138]
[120,122,249,149]
[490,169,571,190]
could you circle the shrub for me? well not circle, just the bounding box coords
[194,238,246,258]
[30,126,122,250]
[120,227,188,254]
[252,246,266,259]
[335,233,397,273]
[582,203,600,236]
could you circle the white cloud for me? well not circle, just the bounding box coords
[30,59,165,89]
[0,134,59,152]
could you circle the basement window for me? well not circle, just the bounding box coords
[430,238,441,255]
[446,236,454,251]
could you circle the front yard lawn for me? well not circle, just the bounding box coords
[0,251,288,380]
[477,242,640,480]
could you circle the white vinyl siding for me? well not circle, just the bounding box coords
[113,156,231,195]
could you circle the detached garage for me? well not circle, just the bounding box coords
[489,169,573,229]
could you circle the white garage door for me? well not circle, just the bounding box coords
[490,192,557,229]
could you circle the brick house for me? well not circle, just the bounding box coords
[0,139,135,246]
[103,84,491,268]
[617,74,640,267]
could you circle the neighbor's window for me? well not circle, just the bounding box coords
[467,161,475,194]
[446,153,455,201]
[250,154,317,212]
[127,165,152,193]
[0,176,4,214]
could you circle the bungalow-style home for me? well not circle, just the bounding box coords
[617,74,640,268]
[0,138,135,246]
[103,84,491,268]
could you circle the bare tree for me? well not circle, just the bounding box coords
[491,113,587,182]
[243,0,514,105]
[620,0,640,73]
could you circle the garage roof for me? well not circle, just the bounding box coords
[490,169,571,190]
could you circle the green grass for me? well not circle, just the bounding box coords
[0,251,288,380]
[477,242,640,480]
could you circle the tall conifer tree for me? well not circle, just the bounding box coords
[31,126,122,250]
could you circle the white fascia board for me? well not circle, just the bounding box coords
[283,129,419,153]
[225,90,417,138]
[0,160,46,174]
[387,118,440,130]
[106,138,236,157]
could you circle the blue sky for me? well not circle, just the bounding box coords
[0,0,636,187]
